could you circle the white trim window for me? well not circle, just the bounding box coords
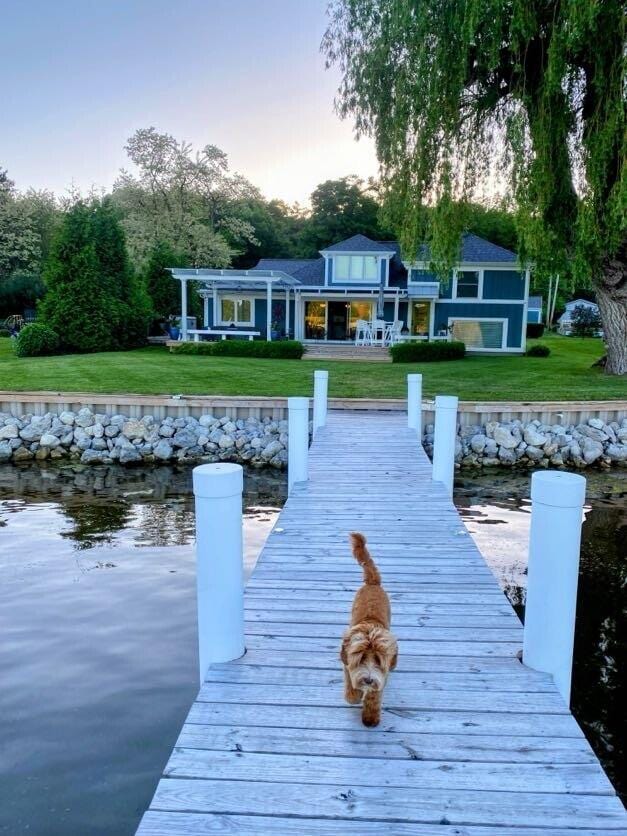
[219,296,254,326]
[449,317,508,351]
[334,255,378,282]
[454,270,481,299]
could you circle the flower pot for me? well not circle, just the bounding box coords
[169,326,180,340]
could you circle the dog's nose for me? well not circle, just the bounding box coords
[363,676,374,686]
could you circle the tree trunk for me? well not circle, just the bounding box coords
[596,250,627,376]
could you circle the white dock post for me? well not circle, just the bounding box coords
[407,373,422,440]
[432,394,458,497]
[288,396,309,494]
[523,470,587,704]
[192,463,245,683]
[313,370,328,436]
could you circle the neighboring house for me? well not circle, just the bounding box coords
[169,232,531,353]
[527,296,543,324]
[557,299,599,335]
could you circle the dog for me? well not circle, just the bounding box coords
[340,532,398,727]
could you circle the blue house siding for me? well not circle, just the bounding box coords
[327,258,333,284]
[483,270,525,300]
[380,259,387,284]
[434,302,524,349]
[527,309,541,324]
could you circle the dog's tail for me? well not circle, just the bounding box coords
[350,532,381,585]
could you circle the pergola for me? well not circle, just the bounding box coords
[168,268,302,341]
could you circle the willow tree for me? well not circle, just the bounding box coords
[324,1,626,374]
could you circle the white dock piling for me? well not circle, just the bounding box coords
[313,370,328,436]
[192,463,245,683]
[523,470,587,704]
[432,394,458,497]
[288,396,309,494]
[407,373,423,440]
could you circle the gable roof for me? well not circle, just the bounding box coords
[321,234,397,254]
[418,233,518,264]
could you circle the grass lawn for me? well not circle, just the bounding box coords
[0,334,623,401]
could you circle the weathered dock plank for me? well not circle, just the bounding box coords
[137,411,626,834]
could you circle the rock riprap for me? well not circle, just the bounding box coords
[0,409,290,469]
[0,410,625,470]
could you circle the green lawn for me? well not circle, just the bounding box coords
[0,334,623,401]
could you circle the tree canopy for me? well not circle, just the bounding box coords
[324,0,626,373]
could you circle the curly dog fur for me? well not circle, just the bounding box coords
[340,532,398,727]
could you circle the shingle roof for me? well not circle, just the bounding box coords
[528,296,543,308]
[322,234,397,253]
[253,258,325,287]
[418,233,518,264]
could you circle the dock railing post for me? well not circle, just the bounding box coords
[523,470,586,704]
[313,370,328,436]
[432,395,458,497]
[192,463,245,684]
[407,373,422,440]
[288,396,309,494]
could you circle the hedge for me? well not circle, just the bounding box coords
[526,343,551,357]
[171,339,305,359]
[390,340,466,363]
[14,323,61,357]
[526,322,545,338]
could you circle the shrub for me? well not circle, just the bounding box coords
[526,322,545,338]
[14,323,61,357]
[390,340,466,363]
[171,339,305,359]
[526,343,551,357]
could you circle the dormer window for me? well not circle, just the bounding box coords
[335,255,378,281]
[455,270,480,298]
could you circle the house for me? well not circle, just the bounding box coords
[169,232,531,353]
[527,296,543,324]
[557,299,600,335]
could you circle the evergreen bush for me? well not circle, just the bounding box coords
[14,323,60,357]
[390,340,466,362]
[526,322,545,338]
[171,339,305,359]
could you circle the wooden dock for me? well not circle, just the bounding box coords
[137,411,627,835]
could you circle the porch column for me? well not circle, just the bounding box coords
[212,283,218,326]
[203,293,209,328]
[393,290,400,322]
[285,288,290,337]
[266,280,272,341]
[180,279,188,341]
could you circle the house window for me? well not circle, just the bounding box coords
[411,301,430,336]
[450,319,506,350]
[334,255,378,281]
[455,271,480,298]
[220,297,253,326]
[348,301,373,335]
[304,301,327,339]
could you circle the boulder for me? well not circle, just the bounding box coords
[172,428,198,448]
[218,434,236,450]
[59,411,76,425]
[588,417,605,430]
[0,441,12,461]
[122,419,145,440]
[158,424,175,438]
[39,433,61,448]
[74,408,95,428]
[153,440,173,460]
[260,439,282,460]
[523,426,547,447]
[525,445,544,461]
[577,424,608,442]
[606,443,627,462]
[581,437,604,464]
[13,446,34,461]
[469,433,487,454]
[498,447,516,464]
[0,424,19,440]
[81,449,105,464]
[119,445,141,464]
[493,426,518,449]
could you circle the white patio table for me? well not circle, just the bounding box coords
[187,329,261,342]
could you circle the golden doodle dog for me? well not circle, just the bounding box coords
[340,532,398,727]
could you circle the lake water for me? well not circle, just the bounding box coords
[0,462,624,834]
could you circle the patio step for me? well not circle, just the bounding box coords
[303,344,391,362]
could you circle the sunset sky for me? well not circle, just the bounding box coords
[1,0,379,205]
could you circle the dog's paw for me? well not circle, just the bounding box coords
[345,688,362,705]
[362,712,380,727]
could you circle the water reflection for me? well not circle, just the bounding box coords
[456,469,627,800]
[0,462,285,836]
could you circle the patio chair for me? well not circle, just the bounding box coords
[355,319,373,346]
[385,320,404,346]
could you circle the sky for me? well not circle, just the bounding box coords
[1,0,379,205]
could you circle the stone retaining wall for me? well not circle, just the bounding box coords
[0,408,625,470]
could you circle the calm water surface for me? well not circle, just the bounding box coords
[0,462,625,834]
